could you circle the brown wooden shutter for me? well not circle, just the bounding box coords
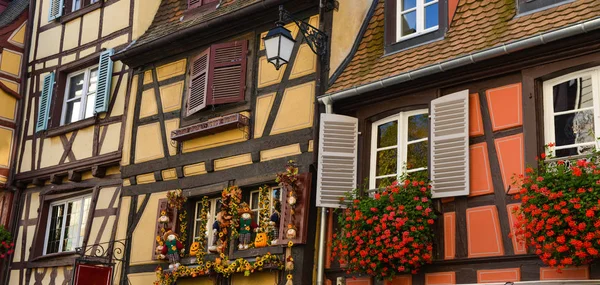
[187,48,210,116]
[207,40,247,105]
[278,173,312,245]
[152,199,178,260]
[188,0,201,9]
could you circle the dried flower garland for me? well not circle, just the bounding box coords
[276,160,300,285]
[511,144,600,270]
[194,196,209,262]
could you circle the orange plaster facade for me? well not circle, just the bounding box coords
[540,266,590,280]
[477,268,521,283]
[485,83,523,132]
[425,272,456,285]
[466,205,504,258]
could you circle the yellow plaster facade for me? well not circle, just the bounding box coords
[39,136,63,168]
[164,118,180,156]
[270,81,315,135]
[231,272,278,285]
[8,22,26,46]
[183,162,207,177]
[0,127,13,167]
[0,79,18,92]
[257,56,285,88]
[122,75,139,166]
[289,44,317,79]
[63,18,81,50]
[254,93,275,138]
[135,122,165,163]
[177,277,214,285]
[182,112,250,153]
[162,168,177,180]
[130,191,168,265]
[330,0,372,77]
[214,153,253,171]
[156,59,187,81]
[102,0,131,37]
[99,122,122,155]
[71,126,95,160]
[81,9,101,44]
[137,173,156,184]
[260,143,302,162]
[160,81,184,112]
[0,49,22,76]
[0,89,17,121]
[133,0,162,40]
[140,88,159,118]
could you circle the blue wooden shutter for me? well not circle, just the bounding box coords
[48,0,64,21]
[95,49,114,114]
[36,73,54,133]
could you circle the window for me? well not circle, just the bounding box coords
[249,187,282,225]
[397,0,439,40]
[517,0,571,14]
[188,0,219,10]
[370,109,429,189]
[70,0,99,12]
[193,197,221,251]
[44,196,92,254]
[61,66,98,125]
[543,67,600,158]
[385,0,447,54]
[48,0,100,21]
[186,41,248,116]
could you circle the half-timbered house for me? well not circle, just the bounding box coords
[110,0,334,284]
[4,0,161,284]
[318,0,600,284]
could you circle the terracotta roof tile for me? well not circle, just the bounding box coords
[128,0,262,50]
[328,0,600,94]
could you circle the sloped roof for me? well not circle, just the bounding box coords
[0,0,28,28]
[128,0,261,50]
[328,0,600,94]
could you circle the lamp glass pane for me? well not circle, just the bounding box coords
[279,36,295,63]
[264,36,280,60]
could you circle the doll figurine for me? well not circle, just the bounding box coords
[238,203,255,250]
[269,210,280,245]
[208,212,221,253]
[161,230,184,270]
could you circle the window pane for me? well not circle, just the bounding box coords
[407,141,428,170]
[407,114,429,141]
[85,93,96,119]
[63,201,82,252]
[377,121,398,148]
[250,193,259,210]
[375,177,396,189]
[79,198,91,248]
[65,100,81,124]
[88,68,99,93]
[553,76,594,112]
[556,144,596,157]
[424,3,439,29]
[376,149,397,176]
[554,110,595,147]
[401,0,416,10]
[401,11,417,37]
[72,0,81,11]
[46,204,65,254]
[68,74,85,100]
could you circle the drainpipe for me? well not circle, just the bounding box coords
[316,99,333,285]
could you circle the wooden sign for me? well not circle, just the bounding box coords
[171,113,249,141]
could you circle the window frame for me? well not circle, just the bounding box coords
[369,109,429,189]
[384,0,448,54]
[43,195,92,255]
[249,186,282,224]
[542,66,600,158]
[516,0,573,15]
[60,65,99,126]
[193,197,221,252]
[396,0,440,41]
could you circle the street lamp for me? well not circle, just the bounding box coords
[263,5,329,70]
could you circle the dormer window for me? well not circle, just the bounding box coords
[517,0,571,14]
[385,0,447,54]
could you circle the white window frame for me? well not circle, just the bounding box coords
[396,0,439,42]
[193,197,221,252]
[369,109,429,189]
[43,195,92,255]
[61,65,99,125]
[249,186,282,223]
[543,66,600,158]
[72,0,81,11]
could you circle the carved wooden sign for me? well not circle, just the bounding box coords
[170,113,249,141]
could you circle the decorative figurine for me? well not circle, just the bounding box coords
[161,230,184,270]
[155,243,165,260]
[208,212,222,253]
[254,232,268,248]
[285,255,294,271]
[189,241,200,256]
[285,224,297,240]
[269,210,280,245]
[238,203,256,250]
[158,210,170,224]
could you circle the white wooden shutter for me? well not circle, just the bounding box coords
[94,49,114,114]
[48,0,64,21]
[36,73,55,133]
[186,48,210,116]
[316,113,358,208]
[430,90,470,198]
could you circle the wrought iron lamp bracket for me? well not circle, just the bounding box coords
[277,5,329,60]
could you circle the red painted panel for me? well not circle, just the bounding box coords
[466,205,504,258]
[443,212,455,260]
[469,143,493,197]
[347,277,372,285]
[486,83,523,131]
[540,266,589,280]
[506,203,527,255]
[384,275,412,285]
[425,272,456,285]
[73,264,112,285]
[494,134,524,194]
[477,268,520,283]
[469,93,484,137]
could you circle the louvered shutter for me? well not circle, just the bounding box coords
[48,0,64,21]
[188,0,202,9]
[187,48,210,116]
[208,40,247,105]
[36,73,55,133]
[316,113,358,208]
[94,49,114,114]
[430,90,470,198]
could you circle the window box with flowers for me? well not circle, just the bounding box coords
[511,144,600,270]
[0,225,15,260]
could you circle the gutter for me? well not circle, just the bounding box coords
[318,16,600,106]
[112,0,289,62]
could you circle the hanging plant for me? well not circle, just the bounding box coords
[511,144,600,270]
[332,175,436,280]
[0,225,14,260]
